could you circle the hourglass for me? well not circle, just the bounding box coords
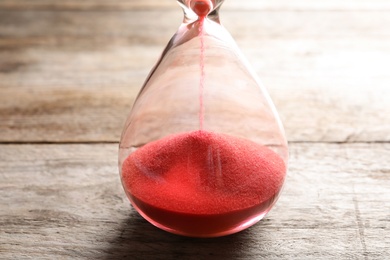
[119,0,288,238]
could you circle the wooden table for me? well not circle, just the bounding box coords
[1,0,389,259]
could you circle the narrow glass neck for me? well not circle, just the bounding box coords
[177,0,224,23]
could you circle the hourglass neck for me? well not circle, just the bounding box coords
[177,0,224,24]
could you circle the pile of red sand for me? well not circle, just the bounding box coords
[121,131,285,235]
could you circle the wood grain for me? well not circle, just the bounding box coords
[0,1,389,258]
[1,143,389,259]
[1,10,389,45]
[1,10,389,143]
[1,0,390,11]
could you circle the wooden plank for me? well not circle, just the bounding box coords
[1,70,389,143]
[1,10,389,142]
[0,143,389,258]
[1,0,390,11]
[1,10,390,44]
[1,44,389,143]
[0,42,390,142]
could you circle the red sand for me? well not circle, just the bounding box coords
[190,0,211,17]
[121,130,286,236]
[198,16,206,130]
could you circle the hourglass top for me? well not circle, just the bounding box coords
[177,0,224,22]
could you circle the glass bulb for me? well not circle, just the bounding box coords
[119,0,288,238]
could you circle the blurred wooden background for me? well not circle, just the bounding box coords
[1,0,389,259]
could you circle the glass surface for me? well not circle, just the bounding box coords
[119,0,288,237]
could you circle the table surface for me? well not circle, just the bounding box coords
[1,0,389,259]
